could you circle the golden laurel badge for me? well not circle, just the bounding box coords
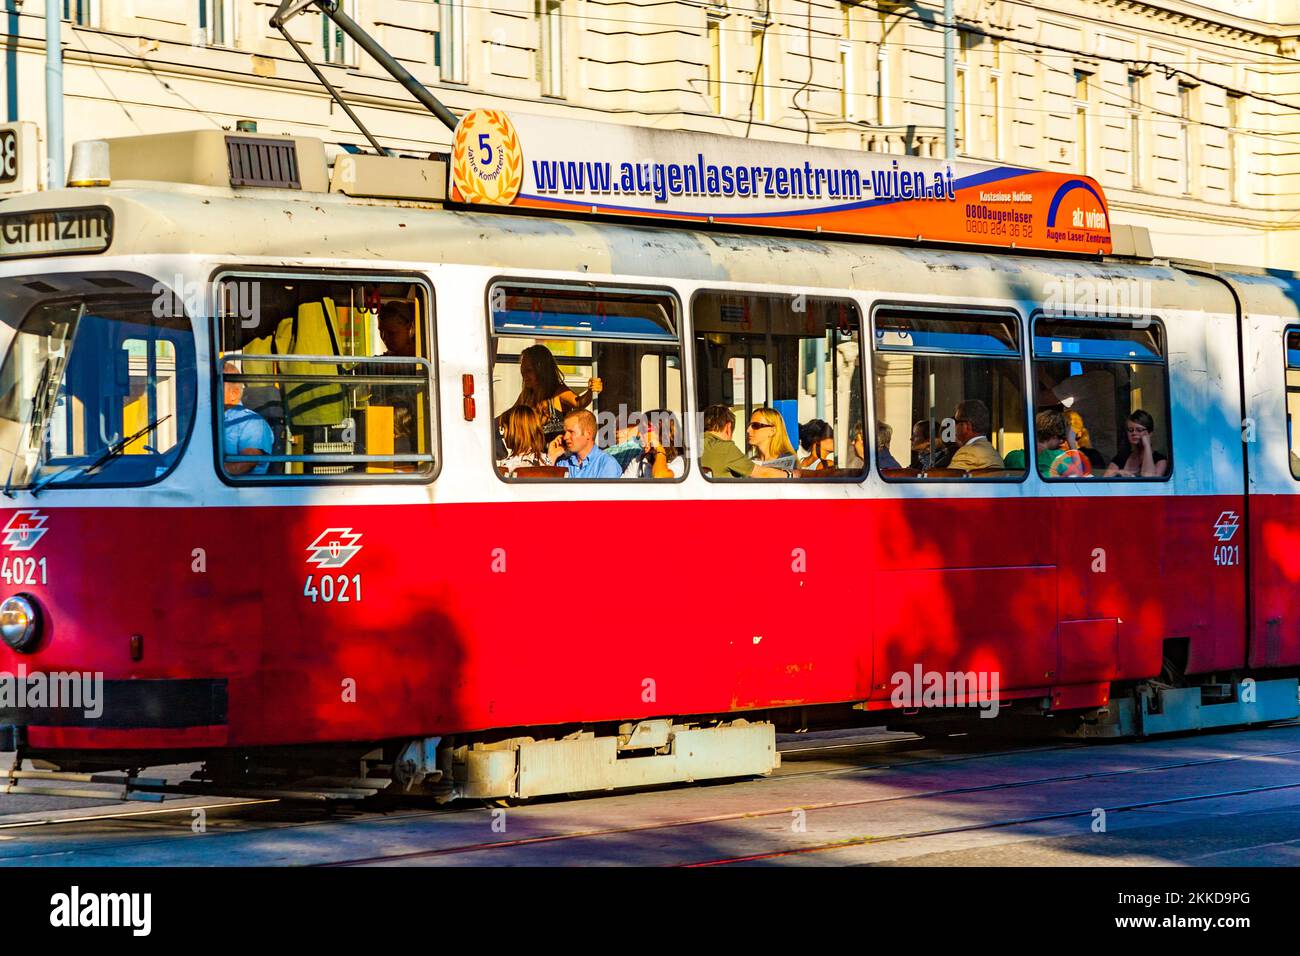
[452,109,523,205]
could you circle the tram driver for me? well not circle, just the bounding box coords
[222,360,275,476]
[356,300,420,455]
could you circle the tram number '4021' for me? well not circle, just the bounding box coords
[1213,545,1240,567]
[303,574,361,604]
[1,556,46,585]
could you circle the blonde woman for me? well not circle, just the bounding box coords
[746,407,797,471]
[497,405,555,475]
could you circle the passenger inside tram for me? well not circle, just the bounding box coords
[874,422,901,470]
[796,419,835,471]
[947,400,1005,471]
[607,409,685,478]
[1104,409,1168,477]
[221,360,273,476]
[555,408,623,479]
[1005,407,1091,476]
[699,404,788,478]
[1067,409,1108,472]
[746,406,798,471]
[910,420,951,471]
[496,405,551,476]
[508,344,602,442]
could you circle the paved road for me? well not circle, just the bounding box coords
[2,723,1299,865]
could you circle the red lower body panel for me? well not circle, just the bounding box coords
[0,492,1249,751]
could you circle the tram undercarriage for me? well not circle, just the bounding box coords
[4,674,1297,803]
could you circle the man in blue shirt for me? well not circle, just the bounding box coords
[557,409,622,479]
[222,360,274,476]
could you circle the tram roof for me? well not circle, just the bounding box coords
[0,175,1275,321]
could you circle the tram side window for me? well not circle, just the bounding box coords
[1031,318,1171,480]
[872,310,1026,480]
[1284,330,1300,479]
[693,292,865,479]
[216,275,435,481]
[489,282,685,480]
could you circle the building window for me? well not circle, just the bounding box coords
[199,0,237,48]
[63,0,98,27]
[752,23,773,123]
[1228,92,1247,204]
[322,1,357,66]
[1074,69,1092,172]
[694,292,866,479]
[987,39,1004,157]
[538,0,564,97]
[707,13,725,114]
[216,274,437,482]
[838,3,854,121]
[954,33,972,154]
[1178,82,1197,195]
[1127,71,1144,189]
[840,41,854,120]
[488,283,685,481]
[437,0,467,83]
[876,22,891,125]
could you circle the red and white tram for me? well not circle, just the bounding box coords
[0,114,1296,802]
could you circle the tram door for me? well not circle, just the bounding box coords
[867,307,1060,699]
[1240,285,1300,669]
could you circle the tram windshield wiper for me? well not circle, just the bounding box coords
[2,356,52,499]
[30,415,171,497]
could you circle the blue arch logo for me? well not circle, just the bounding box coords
[1046,179,1108,228]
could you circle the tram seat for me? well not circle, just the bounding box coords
[512,465,567,479]
[966,467,1021,479]
[497,466,509,477]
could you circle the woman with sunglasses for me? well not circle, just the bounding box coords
[746,407,797,472]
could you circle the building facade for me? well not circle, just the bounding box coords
[3,0,1300,266]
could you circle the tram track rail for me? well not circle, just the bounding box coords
[312,742,1300,867]
[2,730,1298,865]
[684,778,1300,866]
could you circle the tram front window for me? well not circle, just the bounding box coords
[0,272,196,491]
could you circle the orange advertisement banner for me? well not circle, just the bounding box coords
[450,110,1112,256]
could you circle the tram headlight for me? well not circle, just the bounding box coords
[0,595,40,652]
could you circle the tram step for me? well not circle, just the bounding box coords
[454,719,779,800]
[1076,678,1299,738]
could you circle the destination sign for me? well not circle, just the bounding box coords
[0,207,113,260]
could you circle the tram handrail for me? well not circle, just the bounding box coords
[219,352,432,386]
